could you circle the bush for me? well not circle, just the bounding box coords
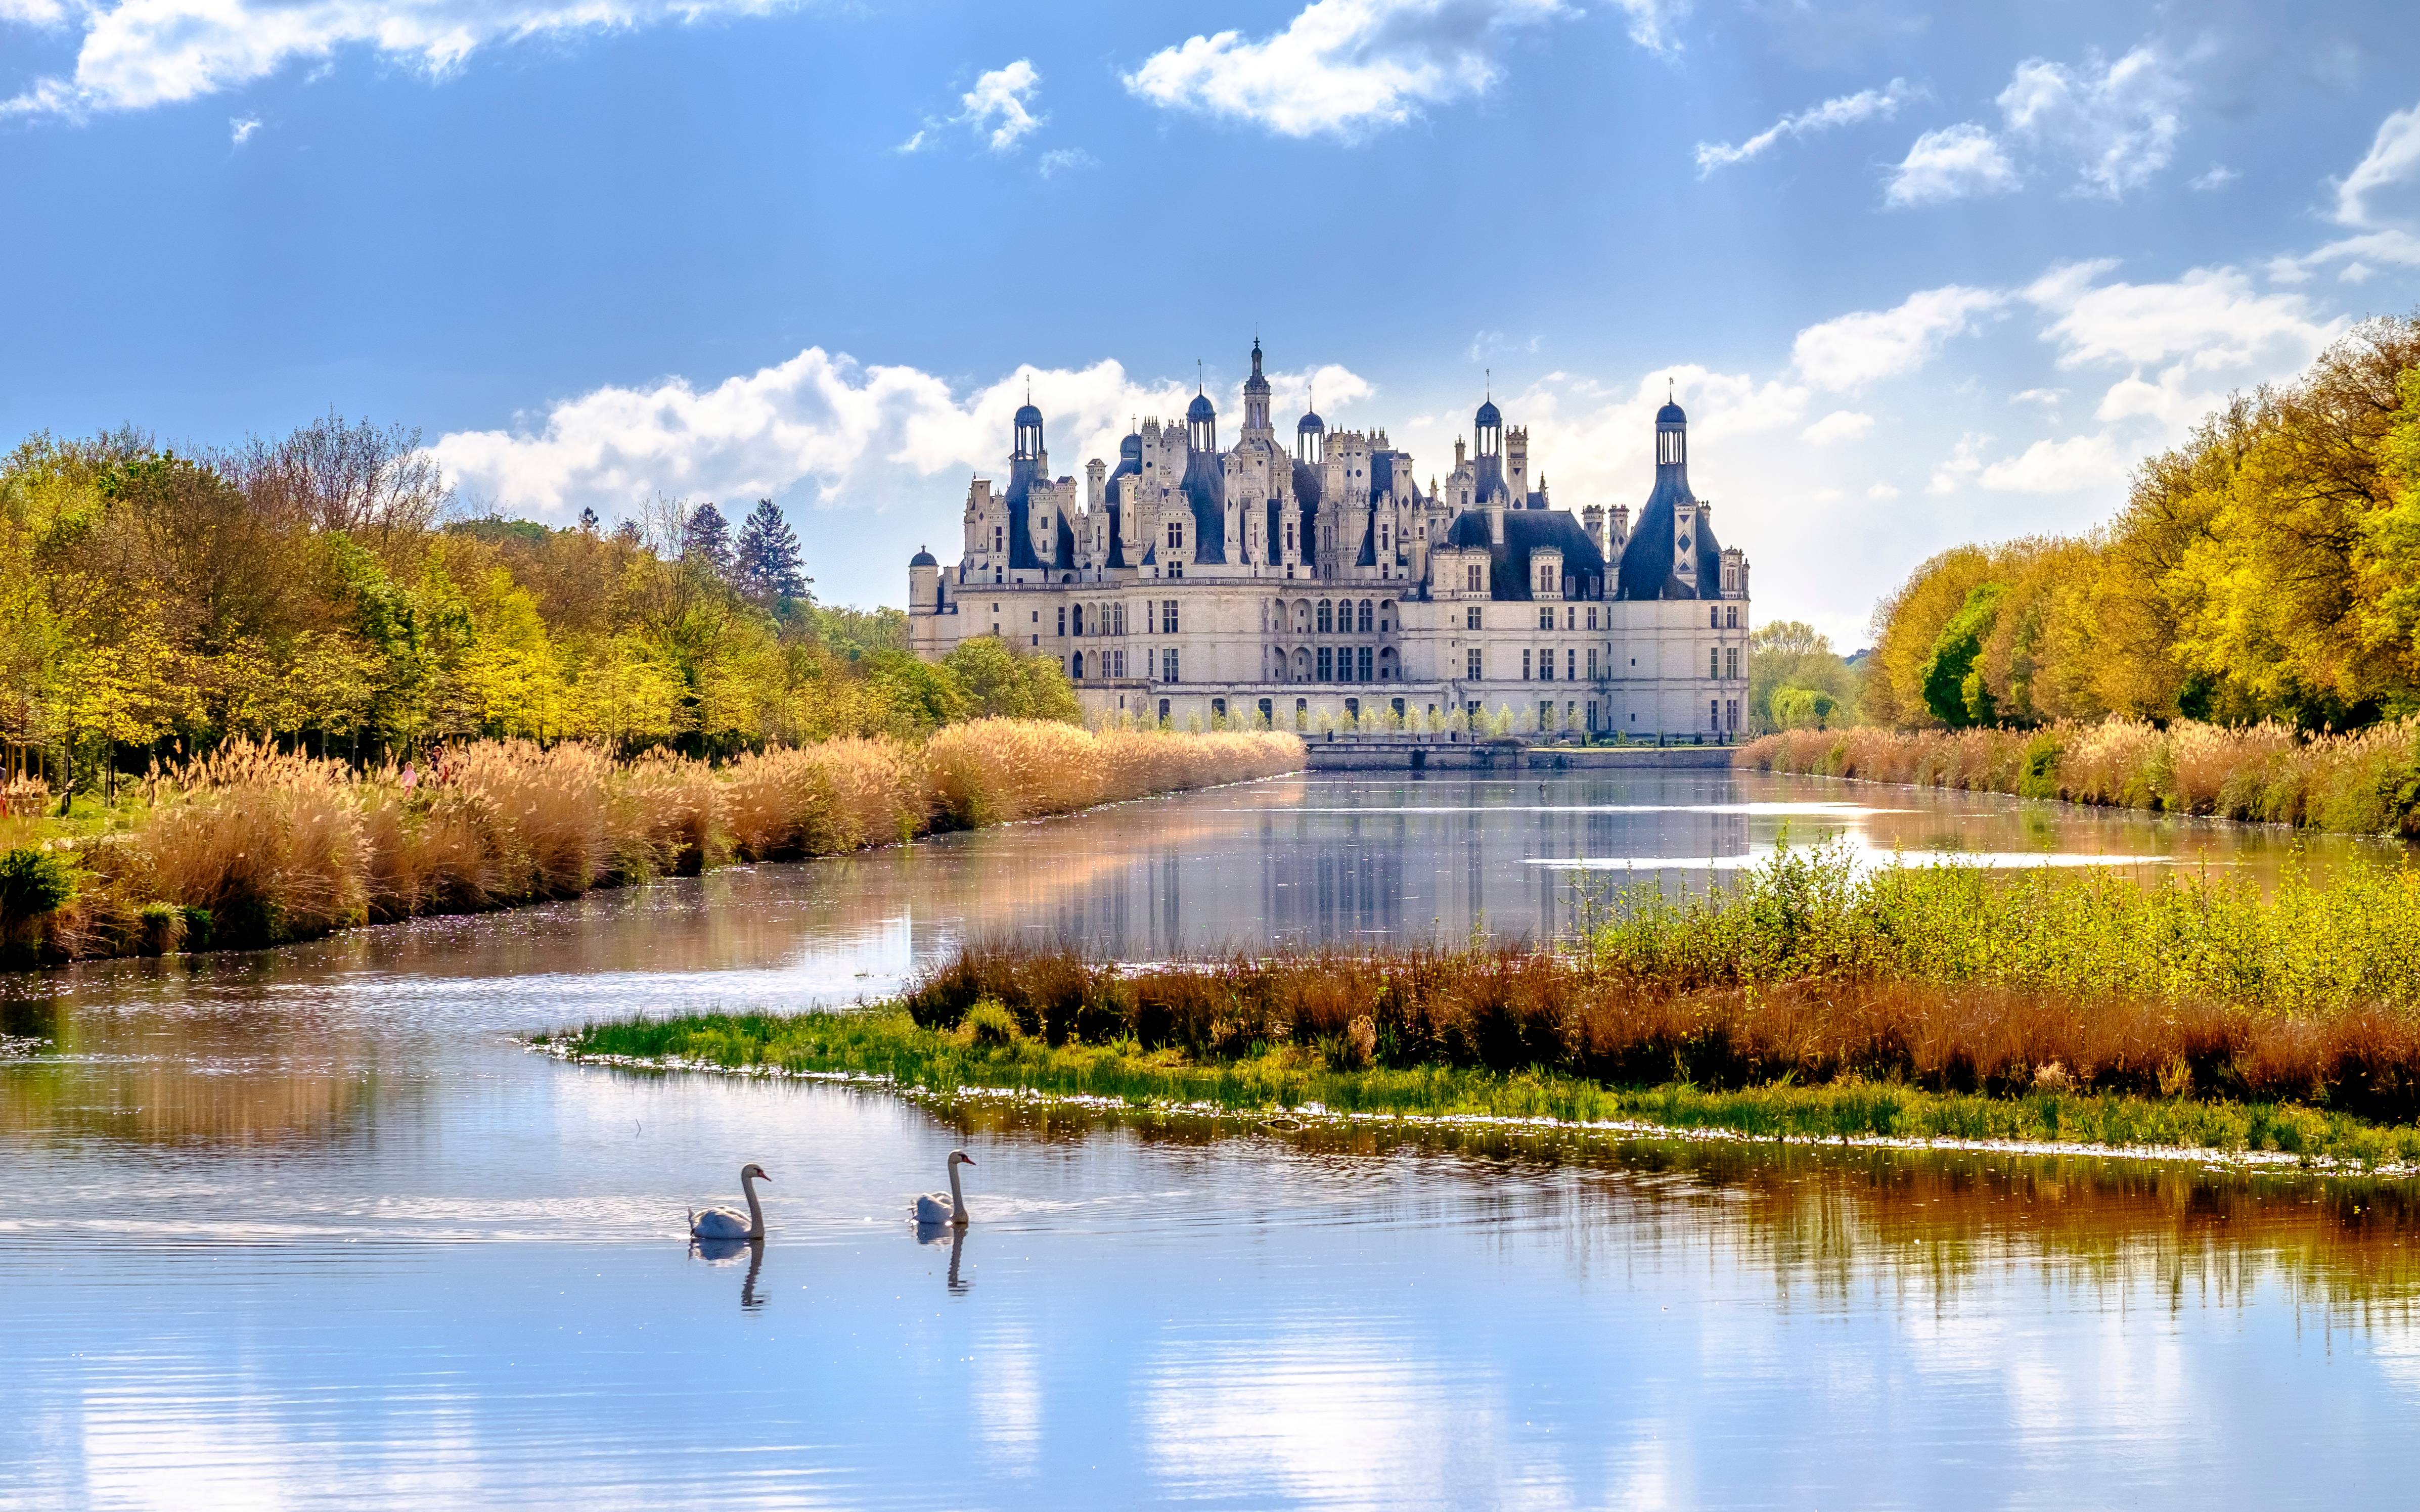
[0,846,75,925]
[963,997,1021,1048]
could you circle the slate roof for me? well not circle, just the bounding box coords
[1443,506,1610,601]
[1614,447,1724,600]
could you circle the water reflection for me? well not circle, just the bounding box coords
[4,770,2418,1507]
[692,1236,769,1311]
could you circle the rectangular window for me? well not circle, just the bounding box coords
[1522,649,1533,680]
[1163,648,1180,682]
[1539,649,1553,682]
[1540,701,1554,731]
[1586,607,1598,630]
[1357,646,1372,680]
[1565,607,1576,631]
[1709,647,1721,679]
[1465,606,1482,630]
[1466,564,1482,592]
[1162,599,1179,634]
[1538,607,1553,630]
[1587,648,1599,678]
[1168,521,1183,548]
[1467,648,1483,680]
[1295,698,1308,728]
[1317,647,1333,680]
[1211,698,1226,723]
[1711,699,1721,729]
[1358,600,1373,632]
[1057,606,1066,635]
[1258,698,1274,726]
[1566,648,1576,680]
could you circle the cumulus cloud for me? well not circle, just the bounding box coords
[1791,285,2006,390]
[1695,77,1917,176]
[3,0,798,118]
[1885,123,2019,206]
[2188,164,2237,192]
[1038,147,1096,178]
[1121,0,1568,141]
[1977,433,2127,494]
[2332,99,2420,230]
[1800,409,1874,445]
[429,346,1374,522]
[1926,433,1988,495]
[957,60,1041,152]
[1996,46,2184,199]
[2022,260,2340,373]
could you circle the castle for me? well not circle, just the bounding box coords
[907,342,1752,737]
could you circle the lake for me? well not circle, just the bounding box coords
[4,770,2416,1509]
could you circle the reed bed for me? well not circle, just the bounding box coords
[1739,718,2420,836]
[553,843,2420,1153]
[5,723,1302,963]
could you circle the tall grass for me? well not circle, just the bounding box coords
[821,842,2420,1122]
[15,723,1302,962]
[1739,718,2420,836]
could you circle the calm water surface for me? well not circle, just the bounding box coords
[4,771,2417,1509]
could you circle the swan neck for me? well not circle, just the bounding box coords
[948,1160,967,1221]
[741,1171,766,1239]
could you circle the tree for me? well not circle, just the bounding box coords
[1918,583,2005,726]
[1747,620,1862,730]
[1769,686,1839,729]
[942,635,1082,723]
[682,502,732,581]
[733,497,809,605]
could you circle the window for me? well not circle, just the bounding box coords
[1318,647,1334,680]
[1725,647,1739,680]
[1540,701,1554,731]
[1539,565,1556,593]
[1726,605,1739,628]
[1467,648,1483,680]
[1159,699,1172,724]
[1587,648,1599,678]
[1709,606,1721,628]
[1057,606,1066,635]
[1522,649,1533,680]
[994,526,1004,553]
[1317,600,1333,633]
[1709,648,1721,679]
[1169,562,1182,579]
[1161,599,1180,634]
[1538,607,1554,630]
[1565,607,1576,631]
[1162,648,1180,682]
[1285,522,1296,551]
[1358,599,1373,632]
[1113,602,1126,635]
[1710,699,1721,730]
[1539,649,1554,682]
[1466,564,1483,593]
[1258,697,1274,726]
[1295,697,1308,728]
[1070,653,1081,679]
[1465,606,1482,630]
[1586,607,1598,630]
[1357,647,1373,680]
[1345,698,1360,722]
[1169,521,1184,548]
[1211,698,1226,723]
[1566,648,1577,680]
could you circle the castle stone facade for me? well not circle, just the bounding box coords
[908,342,1752,736]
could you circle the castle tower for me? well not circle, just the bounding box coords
[1242,339,1272,439]
[1295,394,1324,464]
[1506,425,1529,501]
[1187,386,1217,454]
[1012,394,1045,490]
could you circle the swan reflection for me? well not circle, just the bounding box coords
[691,1235,769,1311]
[916,1221,971,1294]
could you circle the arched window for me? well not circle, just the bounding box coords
[1358,599,1373,632]
[1071,652,1084,680]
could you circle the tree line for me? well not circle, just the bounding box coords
[0,413,1078,797]
[1861,313,2420,732]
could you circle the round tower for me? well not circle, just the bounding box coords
[1295,395,1325,464]
[1243,339,1272,435]
[1187,389,1217,454]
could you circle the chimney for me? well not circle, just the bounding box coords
[1086,458,1106,511]
[1583,504,1605,555]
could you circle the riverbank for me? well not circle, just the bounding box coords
[1738,718,2420,837]
[535,1007,2420,1169]
[0,722,1302,965]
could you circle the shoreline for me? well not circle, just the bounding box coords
[530,1017,2420,1177]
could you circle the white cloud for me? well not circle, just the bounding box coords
[1800,409,1874,445]
[1978,433,2126,494]
[1866,482,1900,499]
[229,114,259,145]
[958,59,1041,152]
[1926,433,1988,494]
[1121,0,1568,141]
[1695,77,1916,175]
[1996,45,2184,199]
[0,0,72,23]
[429,346,1375,522]
[1038,147,1096,178]
[2009,387,2065,409]
[1885,123,2019,206]
[2332,99,2420,229]
[894,129,928,154]
[1791,284,2006,390]
[1607,0,1686,54]
[3,1,799,118]
[2023,260,2340,374]
[2188,164,2236,191]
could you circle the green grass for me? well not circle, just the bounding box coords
[541,1006,2420,1169]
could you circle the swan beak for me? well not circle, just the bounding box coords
[962,1157,975,1166]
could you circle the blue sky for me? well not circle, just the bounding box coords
[5,0,2419,644]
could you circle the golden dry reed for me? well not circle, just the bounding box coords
[21,723,1301,960]
[1738,717,2420,836]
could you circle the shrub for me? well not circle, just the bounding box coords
[963,997,1021,1048]
[0,846,74,924]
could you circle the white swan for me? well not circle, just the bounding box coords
[690,1163,769,1241]
[913,1150,974,1226]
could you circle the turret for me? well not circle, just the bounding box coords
[1506,425,1529,501]
[908,546,940,614]
[1242,340,1272,438]
[1583,503,1605,555]
[1187,389,1217,453]
[1086,457,1106,511]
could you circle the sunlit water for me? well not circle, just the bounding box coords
[4,771,2417,1509]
